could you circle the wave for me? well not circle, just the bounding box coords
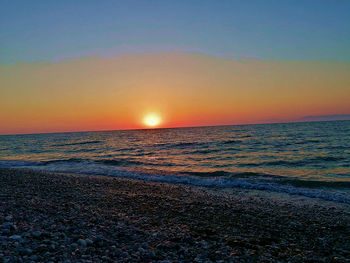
[183,170,280,179]
[325,145,350,150]
[66,148,99,153]
[280,179,350,189]
[173,142,199,147]
[38,158,153,167]
[3,157,180,168]
[170,141,210,148]
[183,170,231,177]
[139,141,210,151]
[237,135,252,138]
[313,156,344,162]
[222,139,241,145]
[294,139,322,144]
[190,148,222,154]
[116,147,136,152]
[53,140,101,147]
[96,159,147,166]
[0,160,41,167]
[1,160,350,204]
[240,156,345,167]
[187,146,242,155]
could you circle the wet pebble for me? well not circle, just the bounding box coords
[5,215,13,221]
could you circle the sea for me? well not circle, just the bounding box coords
[1,121,350,203]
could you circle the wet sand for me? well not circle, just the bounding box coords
[1,167,350,262]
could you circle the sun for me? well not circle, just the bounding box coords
[143,113,161,128]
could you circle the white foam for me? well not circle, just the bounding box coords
[2,160,349,204]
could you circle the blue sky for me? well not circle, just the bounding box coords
[1,0,350,64]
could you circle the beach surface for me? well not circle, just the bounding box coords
[1,167,350,263]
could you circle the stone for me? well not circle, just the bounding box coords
[5,215,13,221]
[30,255,39,261]
[9,235,22,241]
[142,242,149,248]
[32,231,42,238]
[37,244,48,251]
[2,222,13,229]
[71,243,78,249]
[2,229,11,235]
[23,248,33,255]
[78,238,87,247]
[85,238,93,246]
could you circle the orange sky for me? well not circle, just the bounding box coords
[1,52,349,135]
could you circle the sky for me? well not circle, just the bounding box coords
[1,0,350,134]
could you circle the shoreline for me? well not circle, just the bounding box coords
[1,167,350,262]
[2,161,350,205]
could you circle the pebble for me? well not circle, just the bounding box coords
[78,238,87,247]
[85,238,93,246]
[71,243,78,249]
[32,231,42,238]
[5,215,13,221]
[1,168,350,262]
[9,235,22,241]
[2,228,11,235]
[142,242,149,248]
[30,255,38,261]
[36,244,48,251]
[23,248,33,255]
[2,222,13,229]
[200,240,209,249]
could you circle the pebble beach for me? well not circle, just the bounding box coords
[1,167,350,262]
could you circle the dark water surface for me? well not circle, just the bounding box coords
[1,121,350,202]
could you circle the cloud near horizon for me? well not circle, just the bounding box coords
[1,52,350,134]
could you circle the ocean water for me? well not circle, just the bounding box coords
[1,121,350,203]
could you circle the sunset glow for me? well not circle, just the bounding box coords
[0,52,350,135]
[0,1,349,135]
[143,113,161,128]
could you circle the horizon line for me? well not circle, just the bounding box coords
[1,118,349,137]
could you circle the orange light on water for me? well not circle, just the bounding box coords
[143,113,161,128]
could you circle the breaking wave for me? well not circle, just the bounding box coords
[1,159,350,204]
[239,156,345,167]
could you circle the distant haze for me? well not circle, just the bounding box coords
[299,114,350,122]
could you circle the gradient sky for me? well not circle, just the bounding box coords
[1,1,350,134]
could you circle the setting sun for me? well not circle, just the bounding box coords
[143,113,161,128]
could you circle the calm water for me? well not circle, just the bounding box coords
[1,121,350,202]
